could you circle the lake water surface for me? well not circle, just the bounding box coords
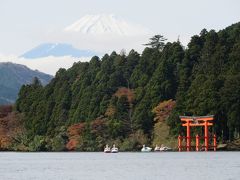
[0,152,239,180]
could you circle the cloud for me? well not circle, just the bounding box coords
[0,54,91,76]
[46,32,151,56]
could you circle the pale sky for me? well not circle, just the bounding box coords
[0,0,239,54]
[0,0,239,75]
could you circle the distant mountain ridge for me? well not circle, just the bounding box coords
[0,62,53,104]
[21,43,98,59]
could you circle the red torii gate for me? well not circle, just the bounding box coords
[178,115,217,151]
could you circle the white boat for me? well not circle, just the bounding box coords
[159,144,172,152]
[111,144,118,153]
[104,144,111,153]
[154,145,161,152]
[141,145,152,152]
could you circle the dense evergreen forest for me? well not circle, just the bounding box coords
[2,22,239,151]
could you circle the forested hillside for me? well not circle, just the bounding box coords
[11,22,240,151]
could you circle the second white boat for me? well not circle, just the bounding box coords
[111,144,119,153]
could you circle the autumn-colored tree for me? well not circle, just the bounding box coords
[67,122,85,137]
[0,105,25,150]
[152,99,176,122]
[66,122,86,151]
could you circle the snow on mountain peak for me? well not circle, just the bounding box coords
[64,14,152,36]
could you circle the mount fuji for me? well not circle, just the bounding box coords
[21,43,98,59]
[21,14,152,60]
[64,14,152,36]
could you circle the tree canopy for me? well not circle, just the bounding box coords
[144,35,167,51]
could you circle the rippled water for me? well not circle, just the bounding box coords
[0,152,239,180]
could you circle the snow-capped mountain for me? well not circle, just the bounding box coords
[21,43,98,59]
[64,14,152,36]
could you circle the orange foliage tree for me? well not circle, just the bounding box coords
[152,99,176,122]
[66,122,85,150]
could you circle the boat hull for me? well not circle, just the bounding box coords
[104,150,111,153]
[111,150,118,153]
[141,148,152,152]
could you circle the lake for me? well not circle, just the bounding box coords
[0,152,239,180]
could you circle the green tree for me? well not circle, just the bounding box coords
[144,35,167,51]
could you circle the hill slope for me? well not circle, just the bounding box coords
[14,22,240,151]
[0,62,53,104]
